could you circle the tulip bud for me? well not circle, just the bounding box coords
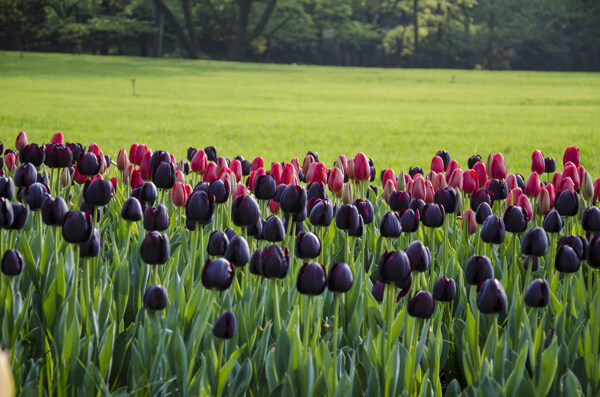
[308,199,335,227]
[41,196,68,226]
[422,204,445,228]
[503,206,528,233]
[295,232,321,259]
[563,163,580,190]
[582,206,600,232]
[405,240,430,272]
[480,215,505,244]
[336,204,359,231]
[377,250,411,285]
[588,236,600,269]
[555,190,579,216]
[0,177,14,200]
[407,291,435,318]
[543,157,555,173]
[353,152,370,181]
[521,227,548,257]
[524,173,541,197]
[172,181,188,207]
[15,131,27,151]
[280,184,306,214]
[543,210,563,233]
[140,231,170,265]
[213,311,237,339]
[14,163,37,188]
[4,153,17,173]
[397,171,407,191]
[433,277,456,302]
[83,178,113,207]
[431,156,444,173]
[117,148,129,171]
[524,279,549,308]
[536,187,551,215]
[143,285,168,311]
[461,209,476,235]
[562,146,579,167]
[224,236,250,267]
[477,279,507,314]
[328,167,344,194]
[434,187,458,214]
[555,244,580,273]
[296,262,327,295]
[260,245,290,279]
[1,249,24,276]
[62,210,93,243]
[470,188,494,211]
[79,228,102,258]
[121,197,143,222]
[231,195,260,227]
[143,205,170,231]
[531,150,545,174]
[187,191,216,225]
[327,263,353,293]
[488,179,508,201]
[191,150,208,174]
[581,171,593,201]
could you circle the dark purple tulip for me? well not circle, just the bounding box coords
[558,235,586,259]
[36,172,48,185]
[144,285,169,310]
[41,196,68,226]
[434,187,458,213]
[405,240,431,272]
[20,143,45,167]
[380,211,402,238]
[582,207,600,232]
[295,232,321,259]
[524,279,550,308]
[225,227,237,241]
[0,177,14,200]
[296,262,327,295]
[477,279,507,314]
[231,195,260,227]
[79,228,102,258]
[409,166,424,178]
[202,258,235,290]
[263,215,285,242]
[207,231,229,256]
[327,262,353,293]
[400,208,419,233]
[208,180,230,204]
[204,146,217,162]
[247,218,264,240]
[555,245,580,273]
[521,227,548,257]
[470,189,494,212]
[1,249,24,276]
[132,182,157,205]
[555,190,579,217]
[0,197,14,228]
[140,231,170,265]
[224,236,250,267]
[77,152,102,176]
[348,215,364,237]
[588,236,600,269]
[524,256,539,271]
[504,206,528,233]
[279,184,306,214]
[468,155,482,169]
[422,204,445,228]
[433,277,456,302]
[435,151,451,171]
[83,178,113,207]
[544,158,556,173]
[368,185,378,199]
[44,144,72,168]
[62,210,93,243]
[187,147,197,162]
[544,329,556,349]
[193,181,209,194]
[307,182,326,201]
[377,250,411,285]
[354,199,374,224]
[14,163,37,187]
[143,205,170,231]
[465,255,494,285]
[213,311,237,339]
[488,179,508,201]
[273,184,286,203]
[254,175,276,200]
[335,204,359,231]
[261,245,290,279]
[480,215,505,244]
[409,198,426,217]
[309,199,335,227]
[372,281,385,302]
[66,143,84,162]
[121,197,143,222]
[543,210,563,233]
[515,174,525,191]
[149,150,170,172]
[389,191,411,212]
[152,162,176,190]
[249,249,263,275]
[187,191,215,225]
[24,182,49,210]
[8,203,29,230]
[241,160,251,176]
[407,291,435,318]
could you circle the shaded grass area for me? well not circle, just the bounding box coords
[1,51,599,175]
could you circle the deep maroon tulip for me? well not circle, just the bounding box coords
[213,311,236,339]
[555,190,579,217]
[422,204,445,228]
[62,210,93,243]
[207,231,229,256]
[143,205,170,231]
[231,195,260,227]
[409,166,424,178]
[558,235,586,259]
[544,158,556,173]
[468,155,482,169]
[77,152,102,176]
[263,215,284,242]
[44,144,73,168]
[354,199,374,224]
[149,150,170,172]
[436,150,451,171]
[1,250,24,276]
[202,258,235,290]
[488,179,508,201]
[465,255,494,285]
[335,204,359,231]
[254,174,276,200]
[434,187,458,213]
[327,262,353,292]
[470,189,494,212]
[79,228,102,258]
[121,197,143,222]
[144,285,169,310]
[380,211,402,238]
[41,196,68,226]
[400,208,419,233]
[521,227,548,257]
[477,279,507,314]
[372,281,385,302]
[389,191,411,212]
[133,182,157,205]
[523,256,539,271]
[582,207,600,232]
[555,245,580,273]
[280,184,306,214]
[66,143,84,162]
[0,197,14,227]
[14,163,37,187]
[295,232,321,259]
[297,262,327,295]
[377,250,411,285]
[475,202,493,225]
[433,277,456,302]
[187,191,215,225]
[24,182,49,210]
[83,178,113,207]
[348,215,364,237]
[140,231,170,265]
[208,180,230,204]
[152,162,176,190]
[19,143,45,167]
[8,203,28,230]
[0,177,14,200]
[405,240,431,272]
[524,279,550,308]
[588,236,600,269]
[224,236,250,267]
[407,291,435,318]
[309,199,335,227]
[543,210,563,233]
[480,215,505,244]
[261,245,290,279]
[504,206,528,233]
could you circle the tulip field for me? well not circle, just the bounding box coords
[1,52,600,397]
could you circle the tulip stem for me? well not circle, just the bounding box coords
[216,339,225,397]
[191,223,199,286]
[332,293,340,389]
[303,295,311,353]
[273,279,282,333]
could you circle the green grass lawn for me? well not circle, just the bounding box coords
[1,51,599,176]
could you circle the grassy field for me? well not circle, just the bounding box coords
[1,51,599,175]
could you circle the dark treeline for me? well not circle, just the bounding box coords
[2,0,599,71]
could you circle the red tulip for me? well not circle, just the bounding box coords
[577,165,586,187]
[593,178,600,202]
[123,164,134,186]
[130,168,144,189]
[382,169,396,189]
[4,153,16,173]
[290,157,300,174]
[216,157,228,172]
[169,153,177,166]
[172,181,188,207]
[191,150,208,174]
[558,176,575,193]
[347,158,355,179]
[117,148,129,171]
[110,177,117,192]
[203,162,218,183]
[445,160,459,183]
[232,183,248,201]
[507,188,523,206]
[129,143,139,165]
[431,155,444,173]
[524,172,542,197]
[336,155,347,175]
[133,143,148,166]
[353,152,370,181]
[269,199,280,214]
[428,171,445,191]
[563,146,579,167]
[282,163,296,185]
[505,173,518,190]
[230,159,242,182]
[462,209,477,235]
[536,187,551,215]
[563,163,580,189]
[473,162,487,188]
[15,131,27,151]
[531,150,545,174]
[302,155,314,176]
[140,150,152,181]
[463,169,478,194]
[384,179,396,203]
[328,167,344,194]
[448,168,463,190]
[270,162,283,185]
[311,162,328,185]
[288,173,299,186]
[251,156,263,172]
[248,167,265,192]
[424,180,435,204]
[73,168,88,185]
[50,132,64,145]
[552,172,562,189]
[517,194,533,221]
[175,169,185,184]
[412,174,426,201]
[488,153,507,179]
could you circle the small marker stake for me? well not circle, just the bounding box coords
[132,79,136,95]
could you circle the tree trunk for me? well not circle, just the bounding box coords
[156,11,164,57]
[413,0,419,60]
[181,0,199,52]
[141,32,148,57]
[228,0,278,61]
[153,0,199,59]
